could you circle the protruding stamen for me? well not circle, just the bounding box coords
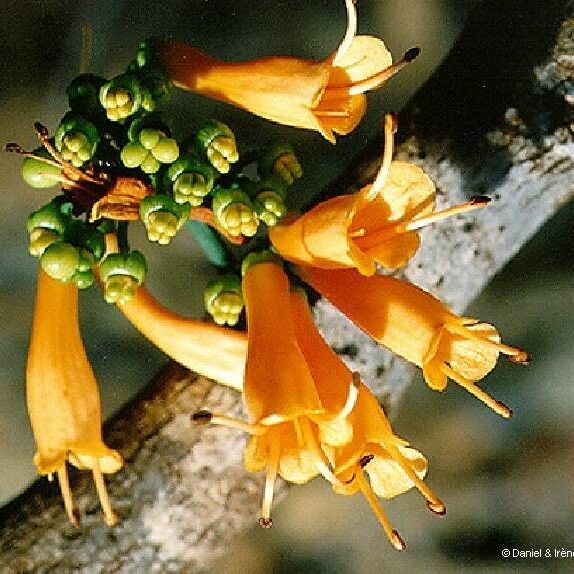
[57,465,79,526]
[298,417,344,486]
[260,440,280,526]
[192,410,266,435]
[385,443,446,514]
[33,122,103,185]
[314,109,352,118]
[356,471,404,550]
[439,364,513,418]
[363,114,396,202]
[332,0,358,67]
[403,198,490,233]
[445,322,529,364]
[92,464,117,526]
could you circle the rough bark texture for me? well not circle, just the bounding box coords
[2,0,574,571]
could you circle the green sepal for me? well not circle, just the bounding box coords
[140,194,190,223]
[195,120,234,152]
[66,73,106,118]
[64,220,105,262]
[241,250,281,276]
[99,251,147,284]
[258,142,302,184]
[211,186,252,221]
[26,198,72,236]
[127,112,171,142]
[71,268,94,290]
[166,155,216,204]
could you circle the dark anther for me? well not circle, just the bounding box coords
[469,195,491,205]
[34,122,49,138]
[509,351,531,366]
[496,401,514,419]
[5,143,25,154]
[358,454,374,468]
[426,500,447,516]
[191,410,212,425]
[388,112,398,134]
[392,529,406,551]
[258,517,273,528]
[403,47,421,62]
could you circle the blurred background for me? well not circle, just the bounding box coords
[1,1,573,572]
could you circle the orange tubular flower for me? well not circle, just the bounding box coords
[115,285,247,391]
[27,270,122,526]
[298,267,529,418]
[270,114,490,274]
[156,1,418,143]
[331,384,444,550]
[193,260,358,527]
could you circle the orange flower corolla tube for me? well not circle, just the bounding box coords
[27,270,122,526]
[192,260,358,527]
[115,285,247,391]
[156,0,418,142]
[270,114,490,274]
[298,267,530,417]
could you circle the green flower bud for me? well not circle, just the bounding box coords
[99,251,147,304]
[99,73,143,121]
[253,174,289,226]
[241,250,281,276]
[150,137,179,163]
[54,113,100,167]
[140,195,190,245]
[204,274,244,326]
[40,242,80,282]
[196,121,238,174]
[27,198,73,256]
[65,220,105,262]
[120,141,148,168]
[166,156,216,206]
[258,142,302,184]
[212,186,258,238]
[21,156,61,189]
[28,228,60,257]
[67,74,106,118]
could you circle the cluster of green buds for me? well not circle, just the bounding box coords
[99,251,147,305]
[14,41,304,314]
[203,274,244,326]
[27,200,105,289]
[140,195,190,245]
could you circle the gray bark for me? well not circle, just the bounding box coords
[2,0,574,571]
